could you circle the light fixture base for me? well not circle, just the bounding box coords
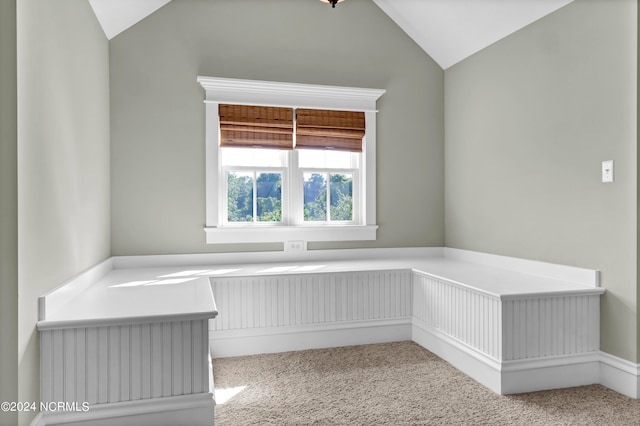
[320,0,345,8]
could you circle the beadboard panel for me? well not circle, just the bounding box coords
[412,273,601,363]
[502,295,601,361]
[412,272,503,360]
[209,270,413,333]
[40,319,209,405]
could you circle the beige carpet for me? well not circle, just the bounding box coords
[213,341,640,425]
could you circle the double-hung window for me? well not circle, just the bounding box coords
[219,105,292,226]
[198,77,385,245]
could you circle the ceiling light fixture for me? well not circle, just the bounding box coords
[321,0,344,8]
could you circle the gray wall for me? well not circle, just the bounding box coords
[445,0,637,361]
[109,0,444,255]
[16,1,111,423]
[0,1,18,424]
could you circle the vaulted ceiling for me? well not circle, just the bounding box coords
[88,0,574,70]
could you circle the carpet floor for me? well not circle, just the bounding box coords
[212,341,640,425]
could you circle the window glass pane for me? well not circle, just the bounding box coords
[329,173,353,221]
[298,149,357,169]
[303,173,327,221]
[227,171,253,222]
[256,173,282,222]
[221,147,287,167]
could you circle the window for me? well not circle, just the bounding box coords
[225,170,283,223]
[198,76,385,244]
[299,149,359,223]
[220,105,363,227]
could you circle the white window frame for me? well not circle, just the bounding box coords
[197,76,385,244]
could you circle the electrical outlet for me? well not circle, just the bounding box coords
[602,160,614,183]
[284,240,307,252]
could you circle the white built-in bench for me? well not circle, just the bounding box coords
[35,247,605,426]
[205,248,604,395]
[36,270,218,426]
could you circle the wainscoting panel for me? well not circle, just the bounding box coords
[502,295,601,361]
[210,270,413,332]
[40,319,210,406]
[412,272,502,361]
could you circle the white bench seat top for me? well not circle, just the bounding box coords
[412,258,603,298]
[38,272,217,330]
[37,248,604,330]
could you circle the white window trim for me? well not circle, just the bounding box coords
[197,76,385,245]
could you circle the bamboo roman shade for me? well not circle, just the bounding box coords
[219,104,294,149]
[296,109,365,152]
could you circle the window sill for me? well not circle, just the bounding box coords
[204,225,378,244]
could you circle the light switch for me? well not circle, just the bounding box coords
[602,160,614,183]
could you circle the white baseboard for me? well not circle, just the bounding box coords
[31,393,214,426]
[210,318,413,358]
[209,314,640,399]
[411,320,503,393]
[501,353,601,394]
[412,319,603,395]
[600,351,640,398]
